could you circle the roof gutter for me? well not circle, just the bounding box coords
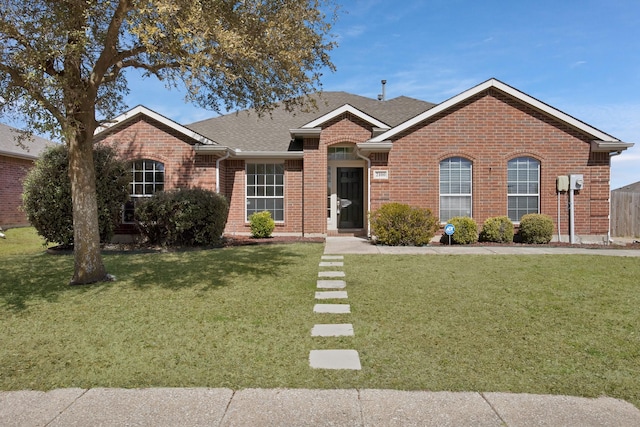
[590,140,634,154]
[194,144,303,159]
[0,149,38,161]
[290,128,322,138]
[356,141,393,156]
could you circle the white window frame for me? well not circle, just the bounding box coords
[439,157,473,223]
[507,157,540,222]
[123,159,165,223]
[245,162,285,223]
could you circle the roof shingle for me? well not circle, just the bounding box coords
[186,91,435,152]
[0,123,53,159]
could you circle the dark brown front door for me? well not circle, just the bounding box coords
[337,167,363,229]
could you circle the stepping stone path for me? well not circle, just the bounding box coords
[310,255,361,370]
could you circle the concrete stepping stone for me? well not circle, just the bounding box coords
[315,291,348,299]
[319,261,344,267]
[317,280,346,289]
[321,255,344,260]
[314,304,350,314]
[311,324,354,337]
[309,350,361,370]
[318,271,345,278]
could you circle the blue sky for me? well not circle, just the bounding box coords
[127,0,639,189]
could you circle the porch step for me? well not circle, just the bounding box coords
[327,229,366,237]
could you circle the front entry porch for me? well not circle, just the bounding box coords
[327,164,366,236]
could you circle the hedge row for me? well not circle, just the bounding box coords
[370,203,554,246]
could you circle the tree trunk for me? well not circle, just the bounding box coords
[67,129,108,285]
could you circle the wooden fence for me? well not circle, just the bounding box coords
[611,191,640,237]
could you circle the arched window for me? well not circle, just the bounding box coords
[439,157,472,222]
[123,159,165,223]
[507,157,539,222]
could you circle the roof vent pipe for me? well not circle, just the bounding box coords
[378,80,387,101]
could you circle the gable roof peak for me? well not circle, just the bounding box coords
[370,78,624,144]
[301,103,391,129]
[95,105,218,145]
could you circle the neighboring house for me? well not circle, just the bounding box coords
[94,78,634,243]
[611,181,640,238]
[0,123,53,228]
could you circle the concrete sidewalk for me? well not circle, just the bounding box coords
[325,236,640,256]
[2,387,640,426]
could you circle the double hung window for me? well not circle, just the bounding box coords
[439,157,472,222]
[507,157,540,221]
[246,163,284,222]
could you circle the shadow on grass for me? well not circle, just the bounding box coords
[106,244,309,291]
[0,252,74,311]
[0,244,314,311]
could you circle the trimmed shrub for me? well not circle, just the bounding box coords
[440,216,478,245]
[22,144,129,246]
[518,213,554,244]
[479,216,514,243]
[135,188,229,246]
[249,211,276,238]
[370,202,438,246]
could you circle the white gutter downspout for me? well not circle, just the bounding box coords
[607,150,624,244]
[355,149,372,238]
[216,150,231,193]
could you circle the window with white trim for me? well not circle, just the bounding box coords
[246,163,284,222]
[507,157,540,222]
[123,159,164,223]
[439,157,472,222]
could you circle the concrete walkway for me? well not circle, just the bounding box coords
[2,387,640,426]
[2,237,640,426]
[325,236,640,256]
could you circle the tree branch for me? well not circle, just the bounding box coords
[91,0,133,86]
[0,63,65,125]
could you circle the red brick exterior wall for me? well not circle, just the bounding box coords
[97,116,216,190]
[223,159,305,235]
[369,89,610,239]
[302,114,374,236]
[98,91,613,240]
[98,116,307,236]
[0,155,34,227]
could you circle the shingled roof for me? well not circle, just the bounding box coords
[186,91,435,152]
[0,123,53,160]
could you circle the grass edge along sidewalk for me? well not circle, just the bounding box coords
[0,227,638,409]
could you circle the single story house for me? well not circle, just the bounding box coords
[94,78,634,243]
[0,123,52,228]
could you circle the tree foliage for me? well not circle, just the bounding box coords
[22,144,130,247]
[0,0,335,284]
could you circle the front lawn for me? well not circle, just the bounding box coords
[1,228,638,407]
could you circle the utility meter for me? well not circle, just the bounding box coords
[556,176,569,192]
[569,174,584,190]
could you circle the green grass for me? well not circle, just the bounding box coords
[0,227,53,256]
[1,228,639,407]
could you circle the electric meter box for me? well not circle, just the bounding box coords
[569,174,584,190]
[556,176,569,192]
